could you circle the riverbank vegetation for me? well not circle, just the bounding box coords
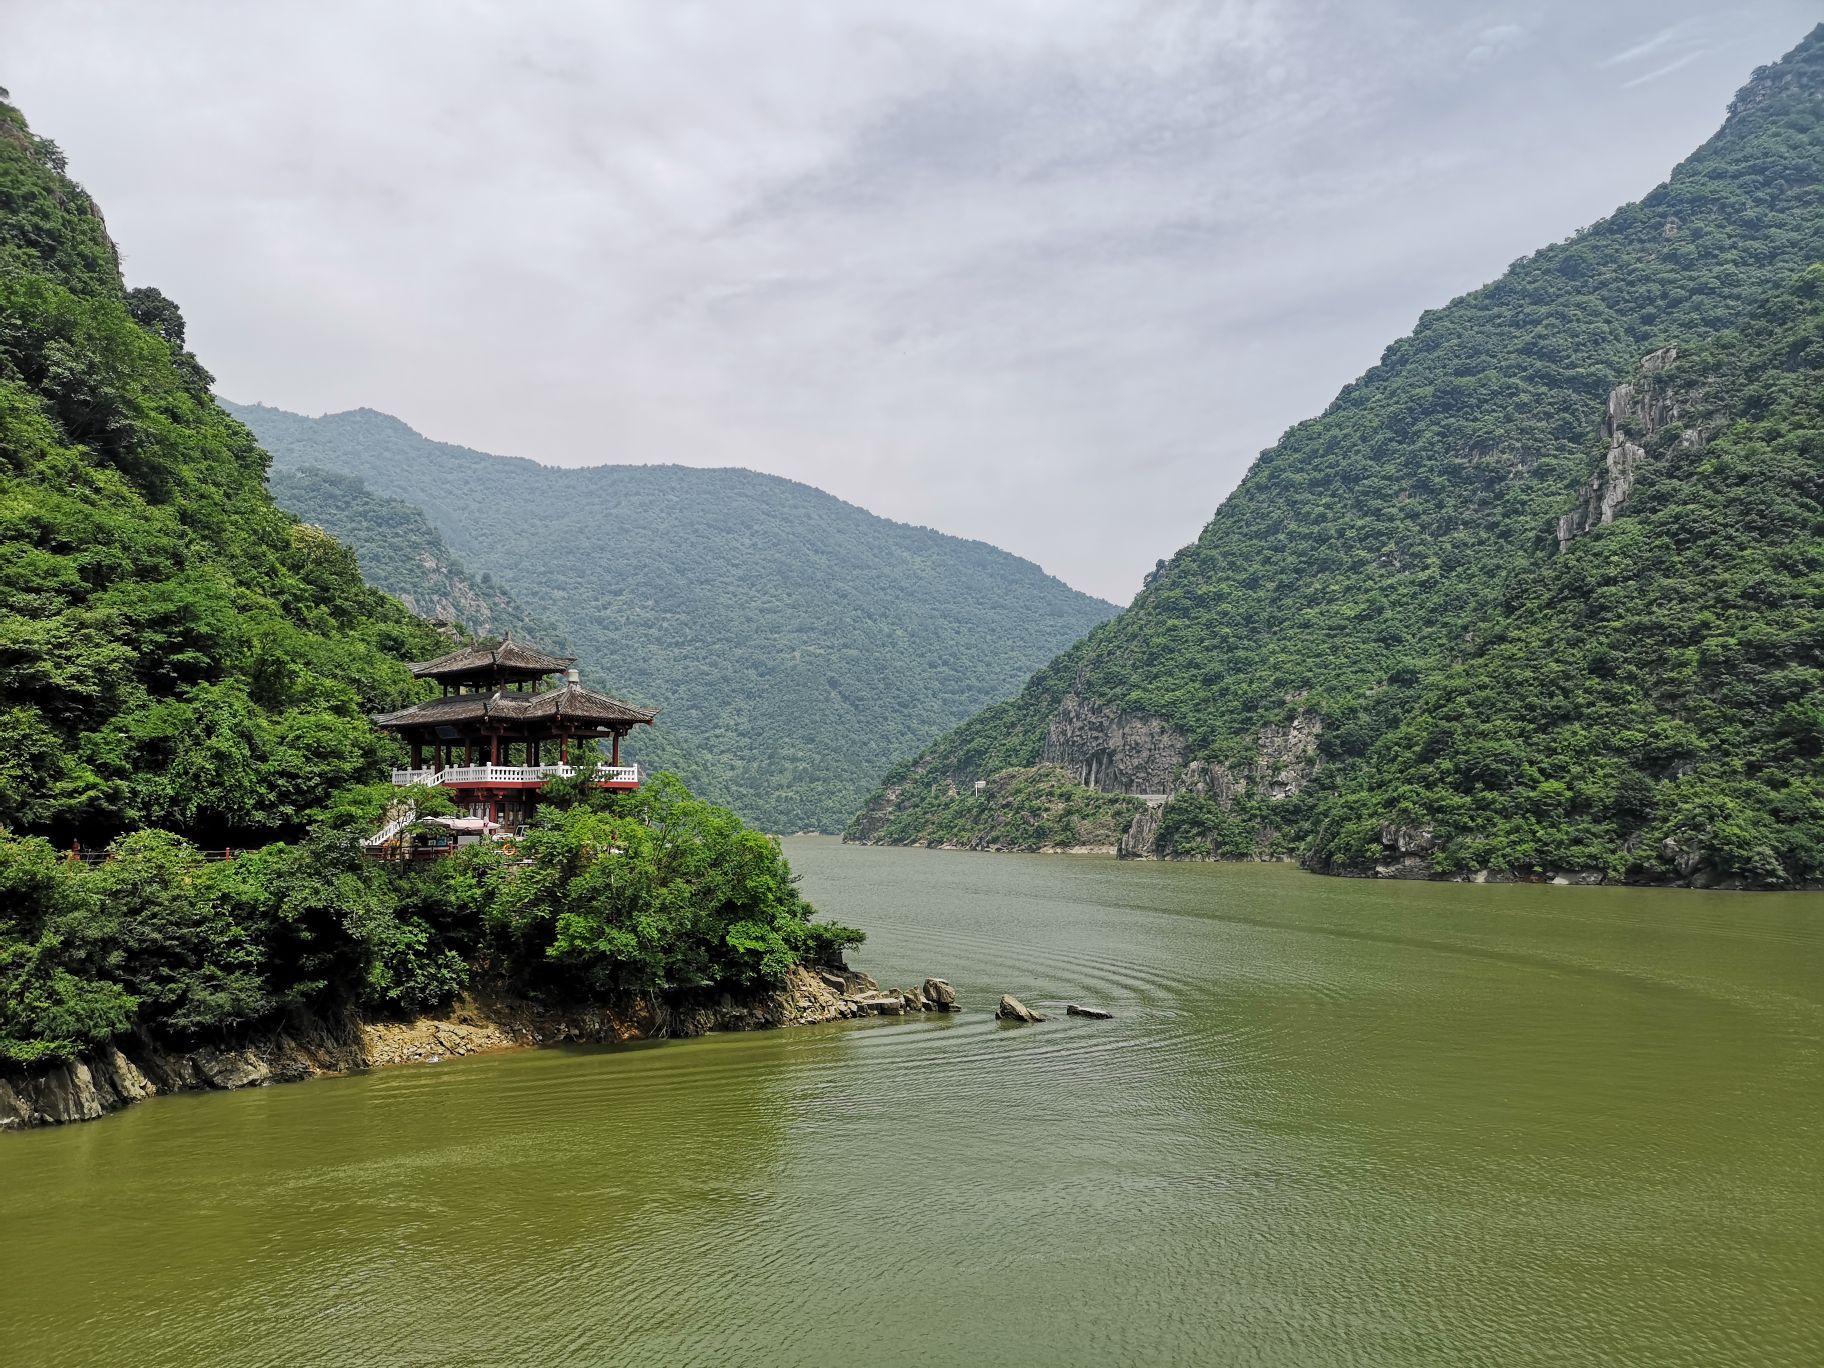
[0,776,861,1068]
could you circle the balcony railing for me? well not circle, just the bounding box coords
[390,763,642,788]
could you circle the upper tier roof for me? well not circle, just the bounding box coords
[409,635,575,681]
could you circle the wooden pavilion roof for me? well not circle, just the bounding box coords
[409,635,575,681]
[372,683,657,732]
[519,682,658,726]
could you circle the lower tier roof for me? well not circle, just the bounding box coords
[373,682,657,731]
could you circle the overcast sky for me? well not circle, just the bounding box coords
[6,2,1818,601]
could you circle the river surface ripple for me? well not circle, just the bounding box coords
[3,841,1820,1367]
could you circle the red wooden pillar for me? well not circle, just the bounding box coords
[611,731,622,766]
[490,732,499,765]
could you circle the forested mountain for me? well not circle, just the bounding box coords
[1308,273,1824,885]
[268,465,559,646]
[233,401,1118,832]
[0,95,858,1073]
[851,27,1824,889]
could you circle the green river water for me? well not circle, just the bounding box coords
[3,840,1820,1367]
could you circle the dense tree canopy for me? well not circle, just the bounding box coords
[1308,271,1824,885]
[269,465,560,645]
[0,779,861,1068]
[0,99,451,847]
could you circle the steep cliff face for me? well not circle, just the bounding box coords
[1121,710,1325,859]
[849,27,1824,876]
[1040,692,1186,795]
[1194,713,1325,803]
[1117,801,1166,858]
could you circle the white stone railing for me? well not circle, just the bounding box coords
[390,763,642,787]
[364,802,419,848]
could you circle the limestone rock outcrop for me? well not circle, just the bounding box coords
[1177,713,1325,807]
[1557,347,1702,551]
[1378,822,1436,856]
[1119,801,1165,858]
[923,978,959,1011]
[1118,709,1324,859]
[1066,1004,1113,1020]
[996,994,1046,1023]
[1042,691,1185,796]
[814,967,955,1020]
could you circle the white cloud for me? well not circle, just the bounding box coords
[1468,21,1527,63]
[1599,17,1703,68]
[1621,49,1709,89]
[3,0,1816,600]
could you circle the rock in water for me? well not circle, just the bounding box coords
[924,978,959,1011]
[1066,1004,1113,1020]
[851,992,906,1015]
[996,994,1046,1023]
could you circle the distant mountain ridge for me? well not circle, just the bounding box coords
[849,25,1824,889]
[233,401,1117,832]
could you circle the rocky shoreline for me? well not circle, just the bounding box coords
[0,964,955,1131]
[852,834,1812,890]
[1310,861,1821,892]
[846,836,1121,856]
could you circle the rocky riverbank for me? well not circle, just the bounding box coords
[860,838,1124,856]
[0,964,955,1130]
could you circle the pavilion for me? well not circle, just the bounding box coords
[370,635,657,832]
